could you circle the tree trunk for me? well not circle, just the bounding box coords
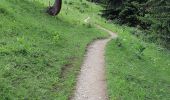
[47,0,62,16]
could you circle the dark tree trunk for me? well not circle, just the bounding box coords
[47,0,62,16]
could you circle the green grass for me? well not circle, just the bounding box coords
[0,0,108,99]
[105,24,170,99]
[1,0,170,99]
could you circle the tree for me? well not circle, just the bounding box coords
[88,0,170,48]
[47,0,62,16]
[146,0,170,47]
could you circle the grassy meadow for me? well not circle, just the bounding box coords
[0,0,170,100]
[0,0,107,99]
[104,24,170,99]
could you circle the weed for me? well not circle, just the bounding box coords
[135,43,146,59]
[115,38,123,48]
[53,32,61,44]
[68,1,74,5]
[0,8,9,15]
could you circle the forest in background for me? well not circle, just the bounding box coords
[89,0,170,48]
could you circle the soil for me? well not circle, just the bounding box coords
[71,17,117,100]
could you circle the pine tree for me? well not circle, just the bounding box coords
[88,0,170,48]
[146,0,170,47]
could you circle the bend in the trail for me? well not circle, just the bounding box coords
[72,17,117,100]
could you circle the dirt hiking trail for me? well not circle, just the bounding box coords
[71,17,117,100]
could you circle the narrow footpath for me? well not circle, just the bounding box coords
[72,17,117,100]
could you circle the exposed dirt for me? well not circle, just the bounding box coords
[71,17,117,100]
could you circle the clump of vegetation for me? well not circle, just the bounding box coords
[52,32,61,44]
[115,38,123,48]
[86,23,93,28]
[0,7,9,15]
[83,22,93,28]
[135,43,146,59]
